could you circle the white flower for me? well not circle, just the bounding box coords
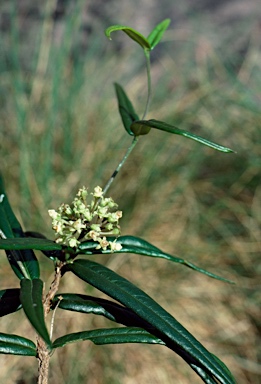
[48,185,122,248]
[48,209,59,219]
[109,241,122,251]
[93,186,103,198]
[96,236,109,251]
[87,230,99,241]
[73,219,85,233]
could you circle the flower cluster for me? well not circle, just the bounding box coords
[48,186,122,251]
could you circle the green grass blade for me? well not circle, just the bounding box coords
[0,333,37,356]
[77,236,233,283]
[0,288,21,317]
[67,259,235,384]
[131,120,234,152]
[147,19,171,49]
[114,83,139,135]
[53,327,164,349]
[20,279,52,349]
[105,25,151,50]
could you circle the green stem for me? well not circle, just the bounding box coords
[142,50,151,120]
[103,136,139,196]
[103,50,151,196]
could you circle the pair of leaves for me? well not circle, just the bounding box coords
[114,83,233,153]
[0,176,40,280]
[52,292,234,384]
[51,293,163,348]
[64,259,235,384]
[105,19,171,51]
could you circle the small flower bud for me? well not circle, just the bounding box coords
[105,223,113,231]
[68,237,79,248]
[111,227,120,235]
[90,223,101,232]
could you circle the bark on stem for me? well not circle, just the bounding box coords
[37,261,65,384]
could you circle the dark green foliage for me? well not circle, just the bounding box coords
[53,328,164,349]
[20,279,52,349]
[0,176,40,280]
[66,259,235,384]
[0,288,21,317]
[78,235,233,282]
[0,333,37,356]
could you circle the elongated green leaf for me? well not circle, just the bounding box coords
[0,288,21,317]
[20,279,52,349]
[24,231,67,261]
[0,333,36,356]
[0,237,62,251]
[4,246,39,280]
[105,25,151,50]
[52,294,117,322]
[77,236,233,283]
[131,119,234,152]
[67,259,235,384]
[52,293,154,330]
[53,327,164,349]
[147,19,170,49]
[0,179,40,279]
[0,205,13,238]
[0,176,22,236]
[114,83,139,135]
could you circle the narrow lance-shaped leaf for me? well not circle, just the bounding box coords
[131,119,234,153]
[0,237,63,252]
[66,259,236,384]
[20,279,52,349]
[24,231,67,261]
[0,333,37,356]
[53,327,164,349]
[0,176,23,236]
[105,25,151,50]
[77,236,233,283]
[114,83,139,136]
[0,177,40,279]
[52,293,156,330]
[0,288,21,317]
[147,19,171,49]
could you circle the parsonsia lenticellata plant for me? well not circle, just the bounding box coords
[0,19,236,384]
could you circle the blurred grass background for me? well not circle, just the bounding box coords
[0,0,260,383]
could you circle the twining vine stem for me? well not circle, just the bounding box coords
[102,136,139,196]
[37,260,65,384]
[142,50,151,120]
[103,49,152,195]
